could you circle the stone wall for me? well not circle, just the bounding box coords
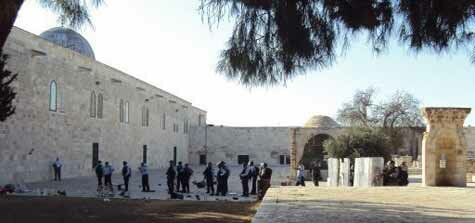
[0,27,206,184]
[189,126,291,166]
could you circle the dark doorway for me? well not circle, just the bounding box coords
[301,134,332,169]
[92,143,99,168]
[199,154,207,165]
[237,155,249,165]
[173,146,177,165]
[143,145,147,163]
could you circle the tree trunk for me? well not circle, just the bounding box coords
[0,0,25,50]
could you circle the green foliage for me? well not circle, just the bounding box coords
[37,0,104,29]
[200,0,475,86]
[324,128,391,160]
[0,50,17,122]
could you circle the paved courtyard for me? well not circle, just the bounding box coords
[253,185,475,223]
[20,165,289,202]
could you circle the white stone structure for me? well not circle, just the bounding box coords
[422,107,471,187]
[0,27,207,184]
[339,158,351,186]
[327,158,340,186]
[353,157,384,187]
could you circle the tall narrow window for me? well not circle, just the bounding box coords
[125,101,129,123]
[97,94,103,119]
[162,113,166,130]
[198,115,202,126]
[141,106,149,127]
[49,80,57,111]
[119,99,124,123]
[184,120,188,134]
[145,108,149,126]
[90,91,96,118]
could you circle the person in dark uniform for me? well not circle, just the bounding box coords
[258,163,272,200]
[182,164,193,193]
[312,161,321,186]
[121,161,131,191]
[166,160,176,194]
[249,161,258,195]
[239,162,250,197]
[53,157,62,181]
[216,161,226,196]
[176,162,184,192]
[139,162,150,192]
[95,160,104,187]
[203,162,215,195]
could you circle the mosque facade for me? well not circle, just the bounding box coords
[1,27,475,184]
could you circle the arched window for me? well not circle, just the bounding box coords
[49,80,57,111]
[162,113,166,130]
[119,99,124,122]
[142,107,149,127]
[125,101,129,123]
[97,94,103,119]
[90,91,96,118]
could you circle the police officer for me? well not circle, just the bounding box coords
[166,160,176,194]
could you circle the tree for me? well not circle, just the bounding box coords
[324,127,391,160]
[0,0,104,50]
[336,87,423,153]
[0,51,17,122]
[200,1,475,86]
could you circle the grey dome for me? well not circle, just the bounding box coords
[304,115,340,128]
[40,27,95,59]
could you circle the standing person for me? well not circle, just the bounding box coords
[183,164,193,193]
[139,162,150,192]
[312,161,321,186]
[166,160,176,194]
[53,157,62,181]
[258,163,272,200]
[296,162,306,186]
[239,162,251,197]
[216,161,226,196]
[249,161,258,195]
[203,162,215,195]
[103,162,115,190]
[121,161,131,192]
[397,162,409,186]
[176,162,184,192]
[95,160,104,187]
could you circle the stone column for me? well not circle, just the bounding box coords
[422,107,471,187]
[353,157,384,187]
[327,158,340,186]
[290,128,298,178]
[339,158,351,186]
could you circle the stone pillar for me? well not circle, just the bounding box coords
[290,128,298,178]
[353,157,384,187]
[339,158,351,186]
[422,107,471,187]
[327,158,340,186]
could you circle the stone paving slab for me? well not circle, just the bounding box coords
[253,184,475,223]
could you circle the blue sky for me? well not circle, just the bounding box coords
[14,0,475,126]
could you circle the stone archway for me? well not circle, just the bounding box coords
[300,134,333,170]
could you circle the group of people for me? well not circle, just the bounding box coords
[239,161,273,200]
[296,161,321,187]
[165,161,194,194]
[383,160,409,186]
[94,160,152,192]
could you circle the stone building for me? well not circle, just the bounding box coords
[0,27,207,184]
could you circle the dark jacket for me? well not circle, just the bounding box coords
[95,164,104,176]
[203,166,214,180]
[184,166,193,179]
[167,166,176,180]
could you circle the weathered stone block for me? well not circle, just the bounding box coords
[339,158,351,186]
[353,157,384,187]
[327,158,339,186]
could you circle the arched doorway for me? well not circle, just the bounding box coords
[300,134,333,169]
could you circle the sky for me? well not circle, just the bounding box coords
[13,0,475,127]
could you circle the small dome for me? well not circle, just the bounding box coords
[304,115,340,128]
[40,27,95,59]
